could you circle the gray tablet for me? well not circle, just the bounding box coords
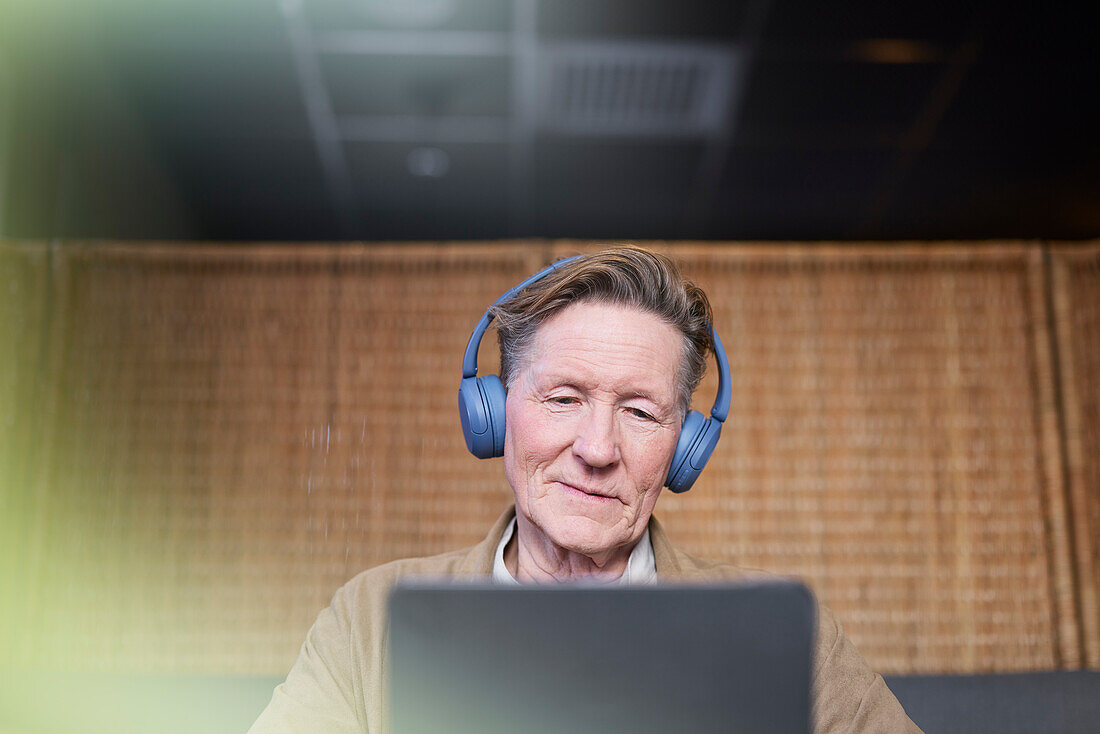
[389,580,814,734]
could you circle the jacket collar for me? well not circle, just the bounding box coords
[465,505,693,580]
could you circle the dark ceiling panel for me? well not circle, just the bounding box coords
[80,0,312,142]
[168,138,337,240]
[883,147,1100,239]
[89,0,293,65]
[346,141,510,239]
[537,0,748,40]
[305,0,512,32]
[532,139,704,238]
[931,59,1096,154]
[0,0,1096,241]
[321,54,510,117]
[535,138,704,192]
[763,1,981,43]
[530,187,697,240]
[737,59,942,148]
[714,147,893,238]
[106,51,311,140]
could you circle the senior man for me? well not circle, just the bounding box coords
[250,247,921,733]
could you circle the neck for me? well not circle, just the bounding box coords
[505,513,637,583]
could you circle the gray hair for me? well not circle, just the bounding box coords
[490,247,714,417]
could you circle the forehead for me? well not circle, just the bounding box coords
[526,301,681,399]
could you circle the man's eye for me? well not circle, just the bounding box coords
[550,396,578,405]
[628,407,655,421]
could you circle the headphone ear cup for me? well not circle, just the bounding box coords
[666,411,704,492]
[480,374,507,457]
[458,376,490,458]
[666,410,722,493]
[458,375,507,459]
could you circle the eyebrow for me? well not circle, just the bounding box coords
[620,388,662,405]
[542,374,671,410]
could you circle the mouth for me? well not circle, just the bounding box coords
[556,481,617,502]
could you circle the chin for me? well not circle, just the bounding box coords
[539,512,632,559]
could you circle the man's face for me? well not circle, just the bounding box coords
[503,300,683,559]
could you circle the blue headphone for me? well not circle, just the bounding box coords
[458,255,731,494]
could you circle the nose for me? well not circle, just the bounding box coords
[572,404,621,468]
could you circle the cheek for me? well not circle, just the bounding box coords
[504,401,558,480]
[511,401,572,453]
[502,404,524,485]
[628,431,679,494]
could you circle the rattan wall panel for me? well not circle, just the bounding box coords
[2,240,1095,677]
[552,243,1066,673]
[1051,243,1100,667]
[5,243,539,673]
[0,242,51,665]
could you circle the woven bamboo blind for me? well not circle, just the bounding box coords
[1051,243,1100,668]
[555,242,1081,673]
[0,243,50,675]
[1,243,540,674]
[1,239,1096,676]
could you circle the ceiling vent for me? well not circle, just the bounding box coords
[536,42,740,138]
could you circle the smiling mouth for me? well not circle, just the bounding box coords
[557,482,617,502]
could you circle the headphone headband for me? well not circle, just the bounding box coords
[461,255,584,379]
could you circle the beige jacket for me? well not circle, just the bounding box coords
[250,507,922,733]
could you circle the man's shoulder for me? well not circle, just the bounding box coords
[666,548,841,638]
[334,506,514,609]
[650,515,784,583]
[679,554,773,580]
[338,544,486,605]
[663,543,779,583]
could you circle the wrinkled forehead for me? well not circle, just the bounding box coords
[524,301,683,399]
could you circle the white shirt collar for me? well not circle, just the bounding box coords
[492,516,658,585]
